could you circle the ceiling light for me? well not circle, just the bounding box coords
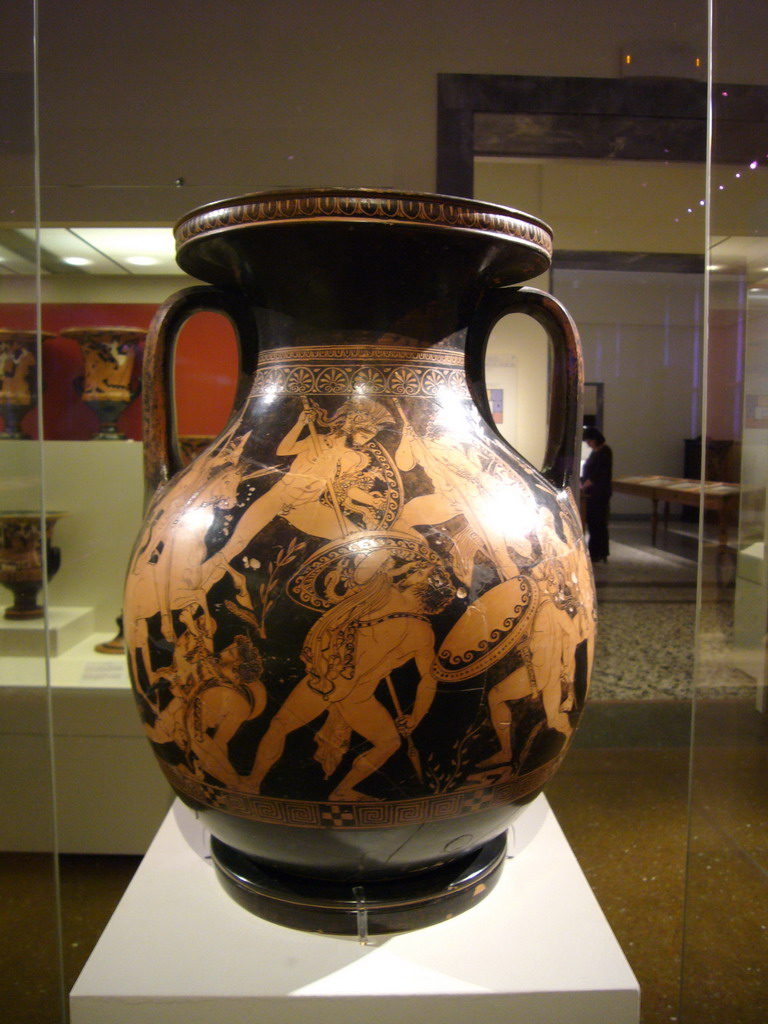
[63,256,92,266]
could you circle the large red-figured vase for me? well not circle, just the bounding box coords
[123,188,596,934]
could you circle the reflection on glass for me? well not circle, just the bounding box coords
[682,147,768,1017]
[0,1,67,1014]
[477,151,707,1017]
[33,231,197,998]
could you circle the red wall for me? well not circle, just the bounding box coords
[1,305,238,441]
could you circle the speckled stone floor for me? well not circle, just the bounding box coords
[588,523,753,702]
[2,517,766,1024]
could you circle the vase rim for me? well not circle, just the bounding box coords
[59,327,146,337]
[174,186,553,258]
[0,329,55,340]
[0,511,67,520]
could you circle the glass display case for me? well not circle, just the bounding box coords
[681,4,768,1015]
[1,0,766,1020]
[0,2,65,1019]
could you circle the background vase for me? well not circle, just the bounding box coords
[0,512,66,619]
[124,188,595,934]
[62,327,145,439]
[177,434,215,466]
[0,330,53,439]
[94,614,126,654]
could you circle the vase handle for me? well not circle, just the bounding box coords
[466,285,583,491]
[142,285,258,498]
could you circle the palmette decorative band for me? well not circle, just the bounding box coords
[252,344,469,398]
[160,754,563,829]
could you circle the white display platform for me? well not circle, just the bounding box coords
[70,798,640,1024]
[0,605,94,656]
[734,541,768,711]
[0,630,172,853]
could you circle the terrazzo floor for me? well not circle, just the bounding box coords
[2,517,766,1024]
[588,523,753,702]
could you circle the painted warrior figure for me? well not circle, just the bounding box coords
[393,403,535,583]
[125,423,254,687]
[128,396,396,688]
[480,503,592,770]
[141,629,266,787]
[208,397,394,558]
[246,548,453,801]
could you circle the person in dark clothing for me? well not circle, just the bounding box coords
[580,426,612,563]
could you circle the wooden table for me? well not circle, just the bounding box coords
[612,475,740,550]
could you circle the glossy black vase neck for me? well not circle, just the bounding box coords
[174,188,554,339]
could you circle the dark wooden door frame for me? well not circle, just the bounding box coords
[437,73,768,197]
[437,73,768,272]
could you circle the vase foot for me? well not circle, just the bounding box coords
[94,635,126,653]
[95,616,125,654]
[4,606,44,620]
[210,830,508,936]
[91,429,127,440]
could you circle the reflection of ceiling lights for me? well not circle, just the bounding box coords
[15,226,183,276]
[708,235,768,275]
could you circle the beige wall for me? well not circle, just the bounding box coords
[486,309,551,472]
[475,158,712,255]
[17,0,725,221]
[5,0,767,222]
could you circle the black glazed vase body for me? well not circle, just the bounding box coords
[123,188,596,933]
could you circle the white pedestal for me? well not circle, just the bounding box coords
[0,605,94,656]
[70,798,640,1024]
[734,541,768,712]
[0,630,173,853]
